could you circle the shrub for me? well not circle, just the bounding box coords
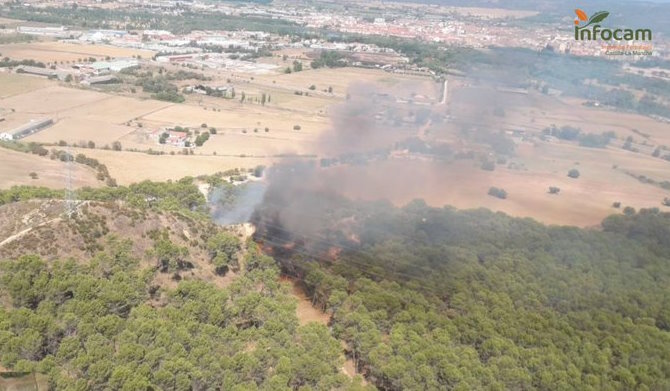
[480,161,495,171]
[488,187,507,199]
[567,169,580,179]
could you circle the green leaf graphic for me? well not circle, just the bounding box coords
[588,11,609,24]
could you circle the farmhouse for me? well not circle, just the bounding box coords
[164,131,188,147]
[152,129,189,147]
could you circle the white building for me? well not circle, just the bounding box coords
[77,58,139,75]
[17,26,71,38]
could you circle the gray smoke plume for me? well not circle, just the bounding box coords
[212,70,516,230]
[209,181,267,225]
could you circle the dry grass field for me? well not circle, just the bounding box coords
[0,372,49,391]
[255,67,439,101]
[0,76,170,144]
[0,17,23,24]
[0,71,51,99]
[403,83,670,225]
[66,148,276,184]
[0,41,155,63]
[27,118,136,146]
[22,94,171,145]
[0,149,102,190]
[329,153,669,227]
[1,85,108,114]
[446,85,670,147]
[140,99,327,134]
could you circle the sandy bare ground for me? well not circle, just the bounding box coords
[283,278,329,326]
[0,217,61,248]
[0,149,102,190]
[0,372,49,391]
[281,277,363,380]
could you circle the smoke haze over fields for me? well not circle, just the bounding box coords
[219,72,526,236]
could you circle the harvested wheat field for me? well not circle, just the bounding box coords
[328,153,670,227]
[0,41,155,63]
[447,86,670,147]
[0,86,108,114]
[256,67,440,102]
[67,148,277,184]
[26,118,137,146]
[0,72,51,98]
[0,86,170,145]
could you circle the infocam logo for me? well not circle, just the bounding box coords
[573,9,652,41]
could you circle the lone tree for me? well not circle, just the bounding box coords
[663,197,670,207]
[548,186,561,195]
[567,168,580,179]
[253,165,265,178]
[612,201,621,208]
[154,238,189,273]
[207,232,241,276]
[488,187,508,199]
